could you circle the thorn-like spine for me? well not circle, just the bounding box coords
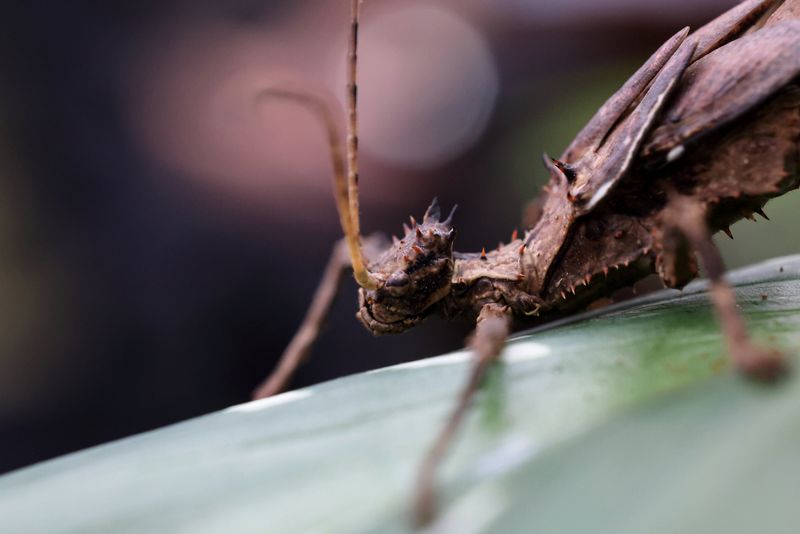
[480,248,487,261]
[442,205,458,226]
[755,208,769,220]
[392,235,400,245]
[416,227,423,239]
[403,223,411,235]
[546,155,577,184]
[518,244,526,255]
[523,305,541,317]
[423,197,440,222]
[722,227,734,239]
[511,228,518,241]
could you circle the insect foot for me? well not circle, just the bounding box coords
[660,195,791,384]
[357,199,457,335]
[732,344,787,383]
[706,277,789,383]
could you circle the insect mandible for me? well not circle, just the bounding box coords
[253,0,800,526]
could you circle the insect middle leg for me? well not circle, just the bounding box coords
[413,303,512,527]
[659,196,786,380]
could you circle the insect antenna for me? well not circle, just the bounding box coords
[252,0,379,290]
[344,0,377,289]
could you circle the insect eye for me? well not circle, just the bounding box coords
[386,271,411,288]
[452,281,468,294]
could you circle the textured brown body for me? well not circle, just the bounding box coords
[350,1,800,526]
[359,0,800,334]
[258,1,800,524]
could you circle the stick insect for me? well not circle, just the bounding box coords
[253,0,800,527]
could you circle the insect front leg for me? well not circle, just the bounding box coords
[658,197,786,381]
[252,240,350,399]
[252,234,387,399]
[413,303,512,527]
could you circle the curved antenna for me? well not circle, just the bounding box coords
[255,88,378,289]
[345,0,376,289]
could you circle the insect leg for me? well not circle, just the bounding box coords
[252,233,387,399]
[413,303,512,527]
[659,197,786,381]
[252,240,350,399]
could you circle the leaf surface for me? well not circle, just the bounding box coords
[1,256,799,533]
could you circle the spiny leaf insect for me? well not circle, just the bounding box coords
[253,0,800,526]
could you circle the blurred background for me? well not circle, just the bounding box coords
[0,0,796,473]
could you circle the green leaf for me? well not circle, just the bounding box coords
[1,256,799,533]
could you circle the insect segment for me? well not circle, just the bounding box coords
[357,200,457,335]
[254,0,800,527]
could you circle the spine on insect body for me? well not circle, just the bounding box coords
[510,10,800,316]
[357,0,800,335]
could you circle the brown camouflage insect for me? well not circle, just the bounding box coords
[253,0,800,527]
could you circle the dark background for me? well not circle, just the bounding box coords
[0,0,796,474]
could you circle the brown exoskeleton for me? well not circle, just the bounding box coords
[254,0,800,527]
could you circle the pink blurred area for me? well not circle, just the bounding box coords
[125,1,501,219]
[0,0,759,472]
[122,0,737,220]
